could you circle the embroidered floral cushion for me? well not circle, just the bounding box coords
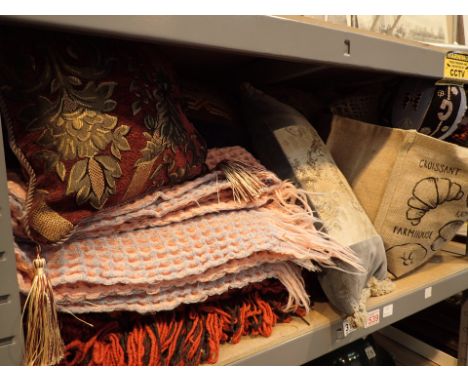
[0,27,207,243]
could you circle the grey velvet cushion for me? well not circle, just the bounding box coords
[240,84,392,319]
[318,235,389,316]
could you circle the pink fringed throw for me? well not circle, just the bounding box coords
[11,146,362,315]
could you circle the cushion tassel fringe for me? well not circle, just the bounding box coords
[215,159,271,203]
[23,246,64,365]
[351,276,395,328]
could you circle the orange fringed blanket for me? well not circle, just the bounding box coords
[59,280,303,366]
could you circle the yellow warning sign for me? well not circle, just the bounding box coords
[443,51,468,83]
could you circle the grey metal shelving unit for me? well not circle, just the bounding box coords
[0,117,24,366]
[0,15,466,366]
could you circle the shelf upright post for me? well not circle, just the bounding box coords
[458,290,468,366]
[0,116,24,365]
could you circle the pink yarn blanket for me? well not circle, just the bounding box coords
[11,146,362,314]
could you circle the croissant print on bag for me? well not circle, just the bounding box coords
[430,220,464,251]
[406,177,464,226]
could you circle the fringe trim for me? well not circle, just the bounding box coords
[266,180,364,275]
[275,263,310,313]
[215,160,270,203]
[23,255,64,365]
[350,277,395,328]
[58,281,302,366]
[368,277,395,297]
[350,287,371,328]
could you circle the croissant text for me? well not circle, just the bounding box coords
[419,159,461,176]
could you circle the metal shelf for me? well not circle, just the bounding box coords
[216,247,468,365]
[0,16,465,366]
[1,15,447,79]
[0,117,24,366]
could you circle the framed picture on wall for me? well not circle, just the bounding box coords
[304,15,465,45]
[357,16,456,44]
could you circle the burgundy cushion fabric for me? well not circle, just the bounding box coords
[0,27,207,243]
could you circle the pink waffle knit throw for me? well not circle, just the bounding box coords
[12,146,363,314]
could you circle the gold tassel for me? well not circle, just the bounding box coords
[2,93,64,364]
[216,160,267,203]
[23,245,64,366]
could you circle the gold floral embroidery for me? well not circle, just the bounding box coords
[65,154,122,208]
[13,42,132,209]
[37,106,130,208]
[124,65,205,200]
[54,109,116,159]
[38,108,118,160]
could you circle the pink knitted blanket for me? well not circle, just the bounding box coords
[11,146,362,314]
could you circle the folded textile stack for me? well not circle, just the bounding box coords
[12,146,360,313]
[9,146,362,365]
